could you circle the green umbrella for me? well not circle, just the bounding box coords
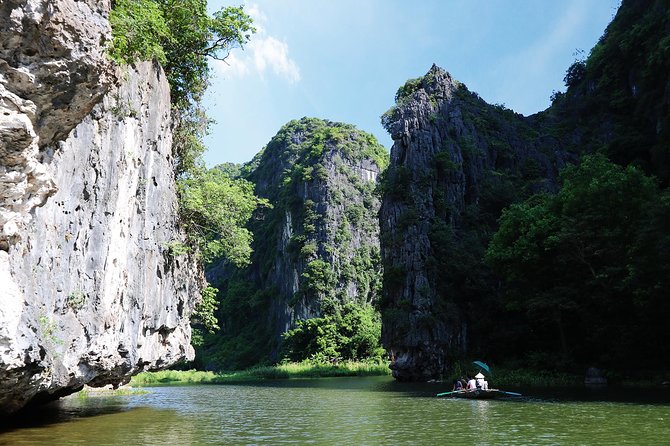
[473,360,491,374]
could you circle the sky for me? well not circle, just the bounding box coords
[203,0,621,167]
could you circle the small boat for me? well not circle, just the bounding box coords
[436,388,522,399]
[451,389,503,399]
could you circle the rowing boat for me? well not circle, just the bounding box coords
[451,389,501,399]
[436,388,522,399]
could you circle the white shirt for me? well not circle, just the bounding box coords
[467,379,477,390]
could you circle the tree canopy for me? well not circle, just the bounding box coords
[486,154,670,368]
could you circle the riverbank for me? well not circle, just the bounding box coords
[446,364,669,388]
[129,360,391,386]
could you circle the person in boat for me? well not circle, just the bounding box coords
[466,375,477,391]
[453,378,463,391]
[475,372,489,390]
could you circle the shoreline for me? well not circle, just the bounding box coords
[127,363,668,388]
[129,360,391,386]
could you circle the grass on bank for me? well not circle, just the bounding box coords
[130,360,391,386]
[481,368,582,387]
[74,387,149,398]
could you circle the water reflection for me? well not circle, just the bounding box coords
[1,400,197,446]
[1,378,669,446]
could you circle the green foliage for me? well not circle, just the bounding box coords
[563,60,586,88]
[194,279,276,370]
[131,369,217,385]
[486,154,670,367]
[155,0,254,108]
[178,167,269,265]
[108,0,168,65]
[555,0,670,184]
[165,240,190,257]
[38,315,62,346]
[66,291,86,310]
[282,303,385,362]
[193,286,220,333]
[130,361,390,385]
[395,77,423,103]
[302,259,336,297]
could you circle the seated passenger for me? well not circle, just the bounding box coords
[467,376,477,390]
[475,372,487,390]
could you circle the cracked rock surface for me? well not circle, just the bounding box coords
[0,0,200,415]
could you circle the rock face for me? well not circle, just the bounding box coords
[248,119,385,330]
[206,118,387,368]
[0,0,113,249]
[380,66,568,381]
[0,0,199,415]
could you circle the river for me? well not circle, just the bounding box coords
[1,377,668,445]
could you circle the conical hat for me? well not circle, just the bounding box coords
[475,372,485,379]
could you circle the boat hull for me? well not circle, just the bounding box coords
[451,389,500,399]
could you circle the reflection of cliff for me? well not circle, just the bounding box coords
[0,404,197,445]
[0,1,199,415]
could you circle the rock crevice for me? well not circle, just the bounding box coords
[0,0,199,414]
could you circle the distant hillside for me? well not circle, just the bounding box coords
[200,118,388,369]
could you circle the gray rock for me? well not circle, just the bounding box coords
[380,65,569,381]
[0,0,113,249]
[0,0,200,414]
[213,118,386,363]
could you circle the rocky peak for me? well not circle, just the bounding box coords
[379,66,568,381]
[205,118,388,368]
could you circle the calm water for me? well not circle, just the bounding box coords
[1,377,669,445]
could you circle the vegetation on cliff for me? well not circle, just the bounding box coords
[380,0,670,378]
[109,1,265,333]
[482,0,670,371]
[550,0,670,184]
[196,118,389,370]
[487,154,670,368]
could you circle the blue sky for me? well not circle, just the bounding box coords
[203,0,621,166]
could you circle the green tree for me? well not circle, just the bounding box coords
[282,302,385,362]
[109,0,168,64]
[486,154,670,367]
[154,0,254,108]
[178,167,269,266]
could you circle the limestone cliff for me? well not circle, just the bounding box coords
[379,0,669,381]
[0,0,199,414]
[205,118,387,368]
[379,66,569,381]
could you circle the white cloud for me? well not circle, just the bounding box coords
[246,3,267,33]
[213,4,300,84]
[252,36,301,83]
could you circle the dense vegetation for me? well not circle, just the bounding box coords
[380,0,669,378]
[483,0,670,372]
[109,1,265,332]
[487,154,670,368]
[195,118,389,370]
[550,0,670,184]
